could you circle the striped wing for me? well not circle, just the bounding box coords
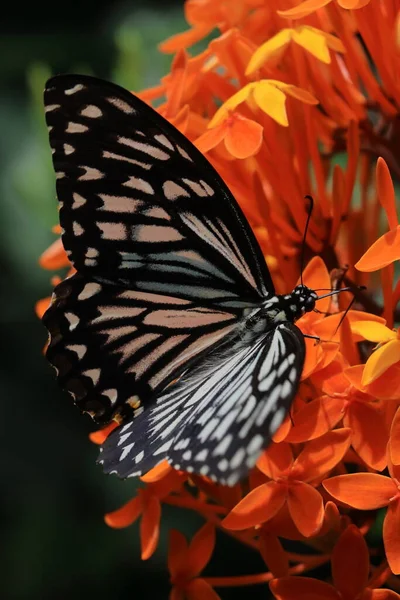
[43,74,275,423]
[44,74,273,307]
[44,273,238,423]
[100,323,305,485]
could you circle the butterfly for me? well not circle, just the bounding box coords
[43,74,320,486]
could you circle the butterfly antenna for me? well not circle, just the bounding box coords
[300,195,314,288]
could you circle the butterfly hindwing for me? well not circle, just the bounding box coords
[44,74,273,307]
[100,322,305,484]
[44,272,239,423]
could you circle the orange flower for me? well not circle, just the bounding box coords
[105,468,184,560]
[38,0,400,595]
[277,0,371,20]
[270,525,399,600]
[168,524,220,600]
[195,112,263,159]
[323,451,400,573]
[222,429,351,536]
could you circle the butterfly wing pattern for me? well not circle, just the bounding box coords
[43,74,315,485]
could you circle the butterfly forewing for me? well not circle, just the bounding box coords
[44,74,273,306]
[100,322,305,484]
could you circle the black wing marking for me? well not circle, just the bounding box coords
[100,323,305,485]
[44,272,238,423]
[44,74,274,306]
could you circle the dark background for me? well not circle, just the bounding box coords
[1,2,270,598]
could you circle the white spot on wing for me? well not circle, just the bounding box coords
[72,193,86,209]
[78,282,101,300]
[106,96,135,114]
[66,122,88,133]
[118,137,170,160]
[65,84,84,95]
[80,105,102,118]
[163,181,190,200]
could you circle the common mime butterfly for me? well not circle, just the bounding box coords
[43,74,319,486]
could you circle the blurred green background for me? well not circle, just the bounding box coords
[1,2,271,599]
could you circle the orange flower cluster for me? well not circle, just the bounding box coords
[38,0,400,597]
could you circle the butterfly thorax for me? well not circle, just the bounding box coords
[262,285,318,323]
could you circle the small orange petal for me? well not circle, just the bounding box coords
[390,407,400,465]
[287,482,324,537]
[259,530,289,578]
[323,473,396,509]
[89,422,118,445]
[383,500,400,574]
[140,460,173,483]
[185,578,221,600]
[168,529,189,579]
[225,117,263,159]
[195,123,226,154]
[301,256,331,314]
[294,428,351,482]
[140,495,161,560]
[355,225,400,272]
[187,523,215,578]
[331,525,369,598]
[277,0,331,19]
[257,442,293,479]
[350,321,395,343]
[35,297,51,319]
[347,403,387,471]
[362,340,400,385]
[39,238,70,270]
[269,575,339,600]
[285,396,343,443]
[376,158,398,230]
[222,482,286,530]
[159,24,213,54]
[104,495,142,529]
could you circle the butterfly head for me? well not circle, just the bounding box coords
[290,284,318,319]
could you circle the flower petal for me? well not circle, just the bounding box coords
[140,460,174,483]
[222,482,286,530]
[355,225,400,272]
[285,396,343,443]
[376,157,398,230]
[140,494,161,560]
[246,29,292,74]
[168,529,189,580]
[294,428,351,482]
[257,442,293,478]
[39,237,70,270]
[277,0,332,20]
[287,482,324,537]
[347,402,387,471]
[331,525,369,598]
[252,81,288,126]
[186,579,221,600]
[187,523,215,578]
[292,26,331,64]
[350,321,395,343]
[390,407,400,465]
[225,116,263,159]
[363,340,400,385]
[259,530,289,578]
[35,297,51,319]
[323,473,396,509]
[104,495,142,529]
[270,575,339,600]
[195,123,226,153]
[89,422,118,445]
[383,500,400,574]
